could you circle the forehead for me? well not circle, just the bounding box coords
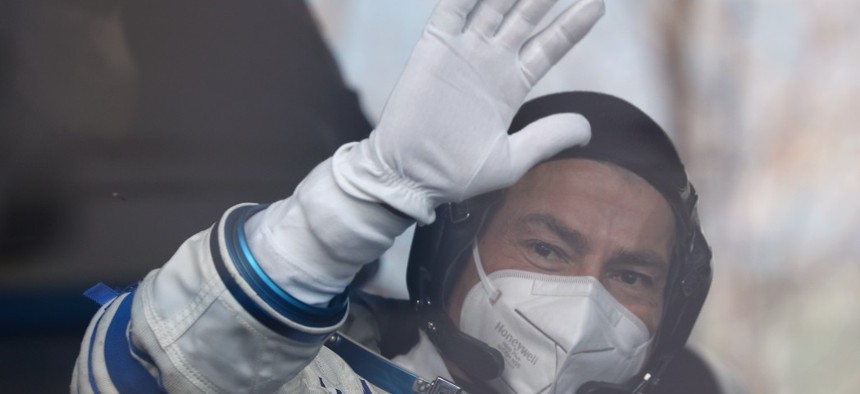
[497,158,676,253]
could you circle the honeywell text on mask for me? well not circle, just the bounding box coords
[494,321,539,369]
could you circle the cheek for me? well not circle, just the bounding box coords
[446,257,480,327]
[625,301,662,336]
[477,234,521,272]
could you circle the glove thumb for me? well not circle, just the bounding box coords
[507,112,591,175]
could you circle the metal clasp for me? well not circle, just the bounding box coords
[413,376,466,394]
[447,202,470,224]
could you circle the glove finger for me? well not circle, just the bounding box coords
[507,113,591,174]
[465,0,517,38]
[428,0,480,35]
[520,0,604,85]
[495,0,558,49]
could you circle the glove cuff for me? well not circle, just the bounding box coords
[332,139,438,224]
[245,158,412,306]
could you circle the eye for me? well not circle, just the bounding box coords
[522,240,570,271]
[533,242,555,258]
[619,271,641,285]
[611,270,654,289]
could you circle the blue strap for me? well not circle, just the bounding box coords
[84,283,119,306]
[325,333,420,394]
[86,304,108,394]
[360,379,376,394]
[103,293,164,393]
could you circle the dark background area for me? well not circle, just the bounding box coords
[0,0,370,391]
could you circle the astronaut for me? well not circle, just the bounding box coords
[72,0,712,393]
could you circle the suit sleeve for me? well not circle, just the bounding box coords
[72,155,415,393]
[72,203,347,393]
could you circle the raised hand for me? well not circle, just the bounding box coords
[334,0,605,223]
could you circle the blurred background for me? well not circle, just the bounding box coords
[1,0,858,393]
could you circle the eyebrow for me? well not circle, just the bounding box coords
[517,213,589,254]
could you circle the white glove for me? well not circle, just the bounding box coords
[335,0,604,223]
[248,0,604,306]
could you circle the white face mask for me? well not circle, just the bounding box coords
[458,243,652,394]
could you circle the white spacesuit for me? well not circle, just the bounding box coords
[72,0,713,393]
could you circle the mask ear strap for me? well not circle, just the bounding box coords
[472,241,502,304]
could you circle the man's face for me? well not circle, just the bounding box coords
[447,158,676,335]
